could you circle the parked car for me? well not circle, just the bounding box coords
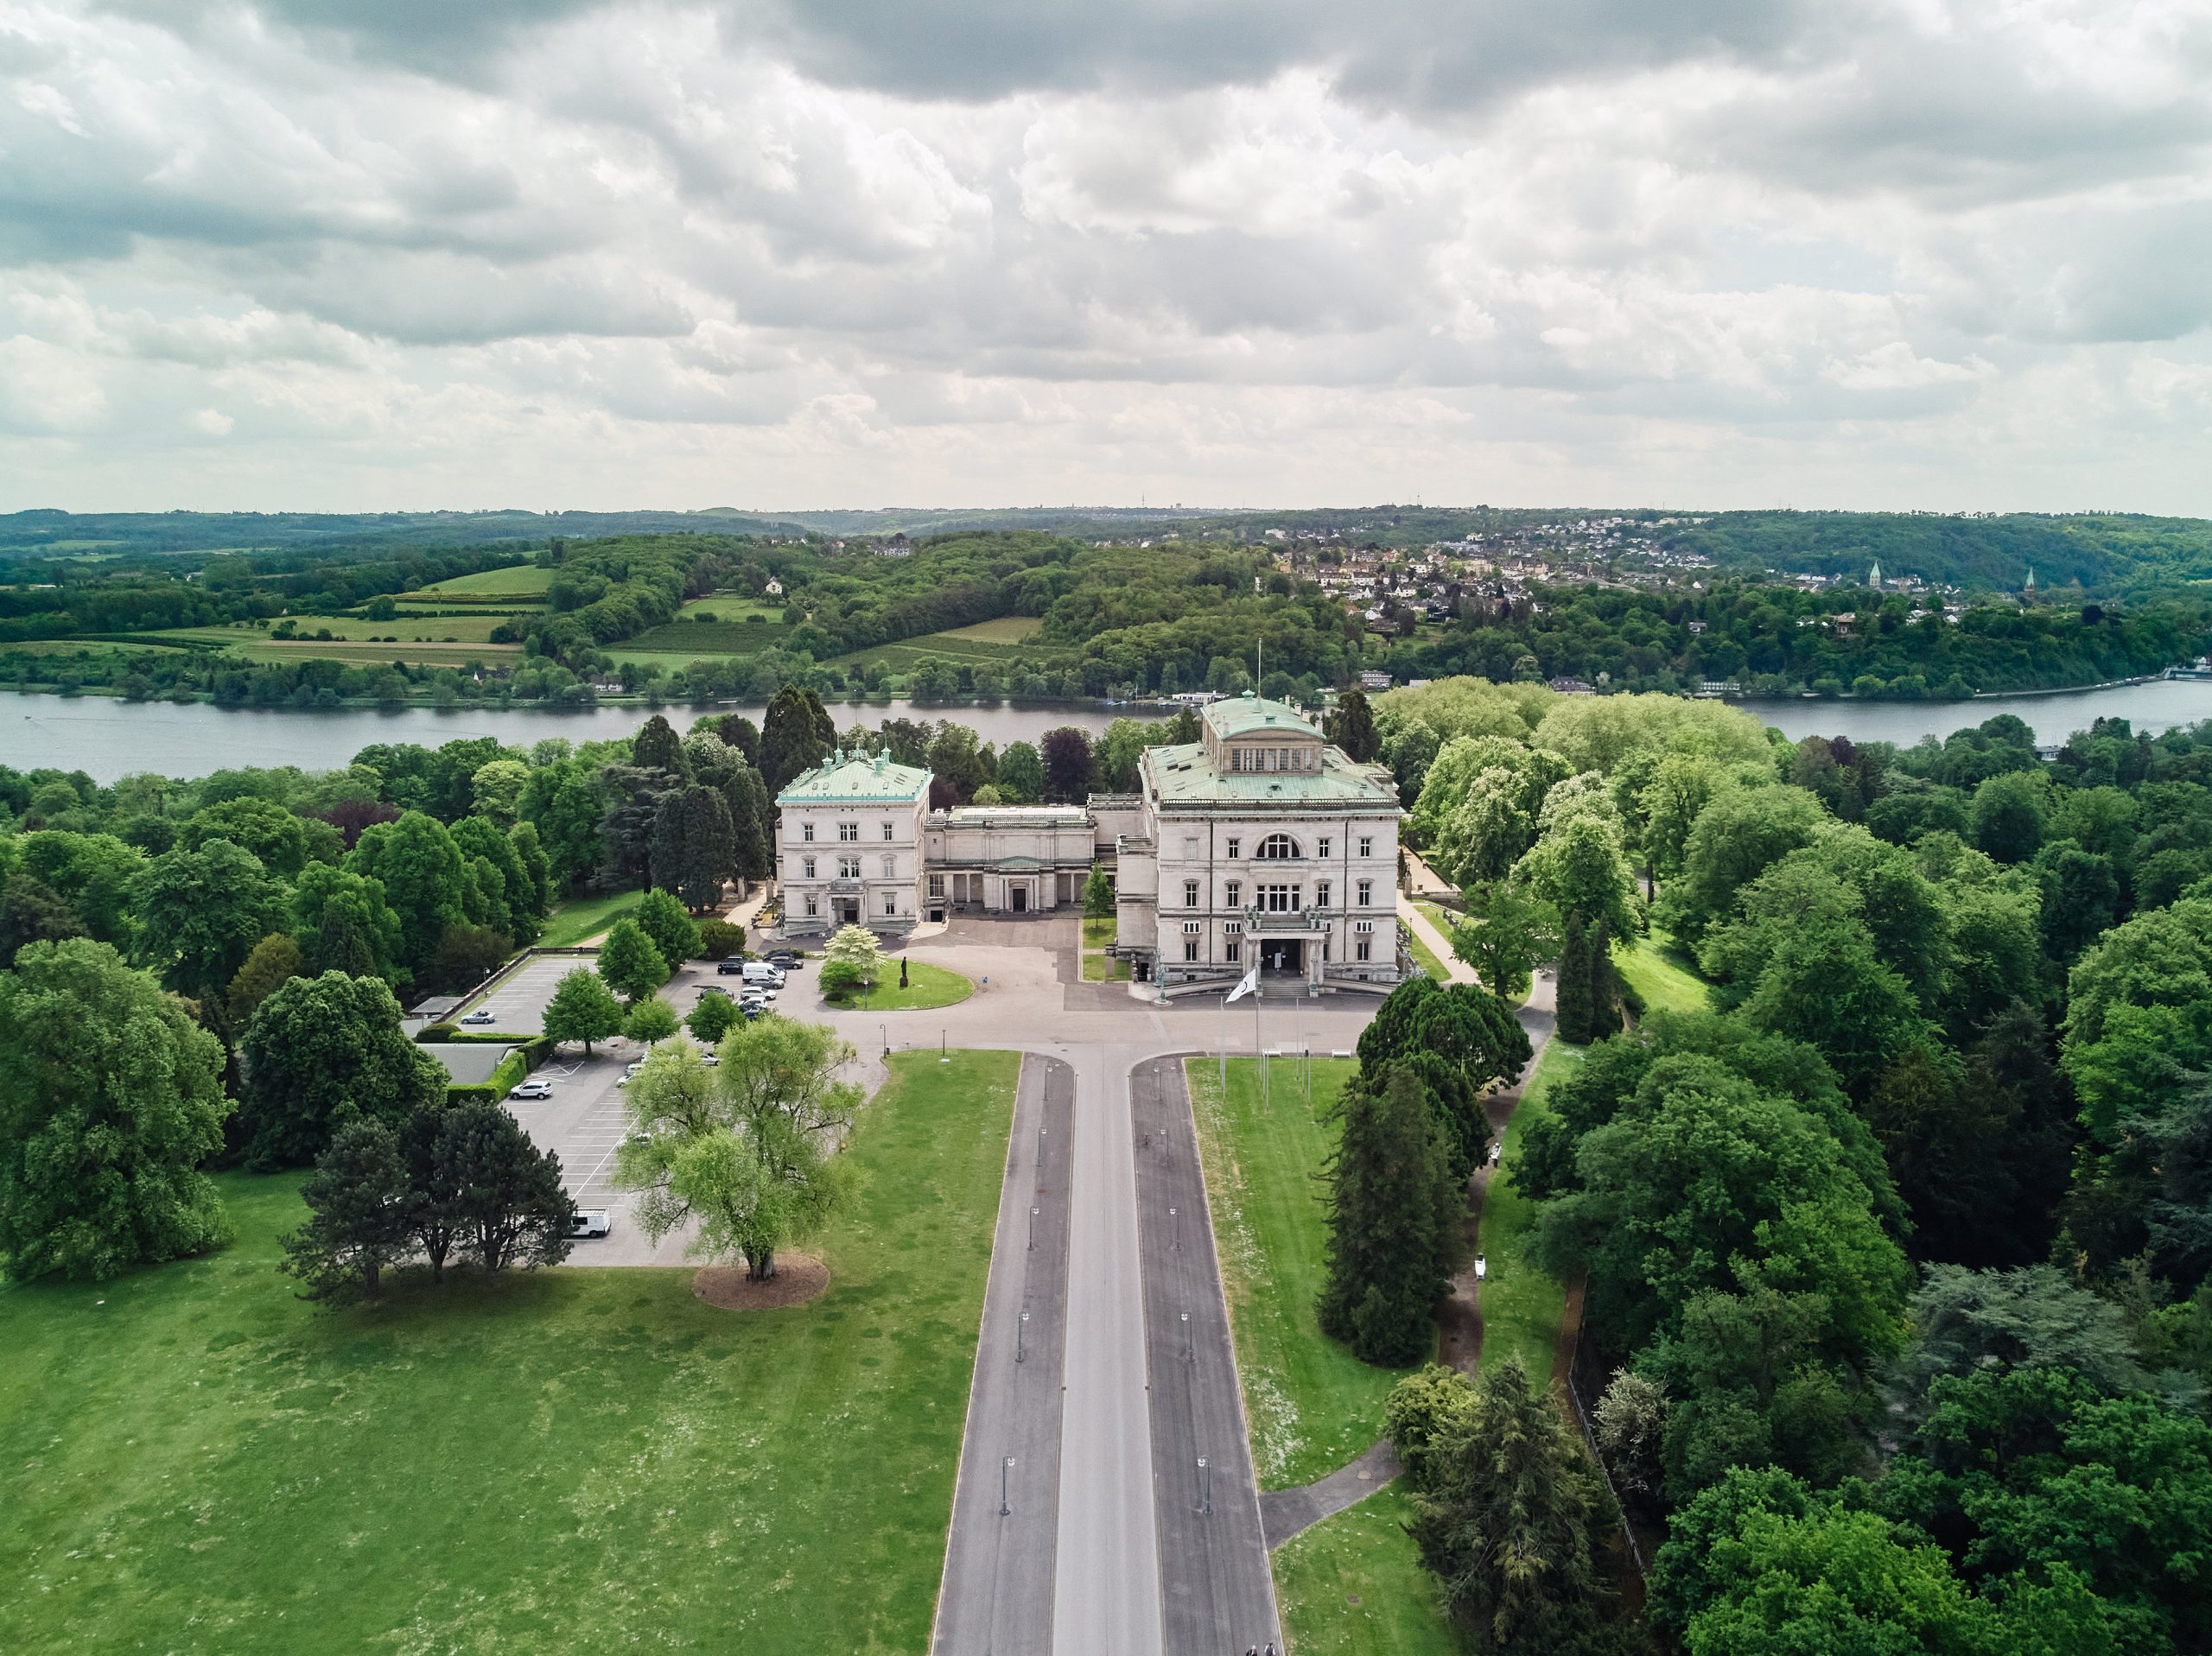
[511,1079,554,1101]
[459,1009,496,1025]
[764,949,803,968]
[740,961,784,988]
[697,984,730,999]
[716,957,747,976]
[569,1210,612,1239]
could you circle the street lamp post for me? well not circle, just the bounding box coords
[1197,1456,1211,1515]
[1181,1310,1192,1364]
[1029,1205,1039,1250]
[1001,1456,1014,1517]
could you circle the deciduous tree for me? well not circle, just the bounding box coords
[237,971,447,1170]
[596,917,668,1005]
[279,1118,412,1304]
[134,838,286,1003]
[543,966,625,1054]
[0,939,232,1280]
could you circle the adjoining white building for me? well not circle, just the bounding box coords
[921,804,1094,918]
[775,750,931,939]
[1113,694,1404,996]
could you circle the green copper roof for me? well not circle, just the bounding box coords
[1203,693,1322,741]
[1142,740,1399,809]
[777,751,931,805]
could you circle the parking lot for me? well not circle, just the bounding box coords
[468,949,817,1266]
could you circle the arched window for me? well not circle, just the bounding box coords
[1255,833,1300,860]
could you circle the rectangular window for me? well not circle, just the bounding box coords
[839,822,858,842]
[802,822,815,843]
[882,856,898,878]
[803,856,817,879]
[1356,937,1372,961]
[1184,879,1200,907]
[1318,836,1332,859]
[804,895,819,917]
[928,874,944,898]
[1225,879,1242,907]
[1259,884,1295,912]
[1226,838,1240,860]
[883,893,898,916]
[1357,879,1373,906]
[1358,835,1374,858]
[881,822,894,841]
[1225,941,1240,962]
[1224,920,1243,935]
[839,857,861,879]
[1182,919,1202,935]
[1184,837,1199,859]
[1316,880,1332,908]
[1354,919,1375,934]
[1185,939,1200,961]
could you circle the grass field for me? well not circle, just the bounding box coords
[836,625,1061,676]
[1478,1040,1580,1381]
[1273,1487,1459,1656]
[156,612,518,644]
[537,888,645,948]
[822,958,972,1012]
[0,1050,1019,1654]
[1081,916,1129,981]
[403,563,553,599]
[1189,1056,1408,1490]
[1612,928,1710,1015]
[937,616,1043,644]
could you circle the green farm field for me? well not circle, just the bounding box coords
[0,1049,1019,1654]
[401,563,553,600]
[1189,1056,1405,1489]
[936,616,1043,644]
[183,638,522,669]
[156,612,520,645]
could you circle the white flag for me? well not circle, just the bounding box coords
[1224,963,1260,1004]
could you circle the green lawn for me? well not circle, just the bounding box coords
[1478,1040,1580,1381]
[404,563,553,598]
[823,958,972,1012]
[0,1050,1019,1653]
[1080,916,1129,981]
[1274,1487,1460,1656]
[537,888,645,949]
[1402,917,1449,982]
[1611,928,1710,1015]
[1188,1056,1408,1490]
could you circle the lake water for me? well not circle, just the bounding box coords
[0,696,1130,783]
[8,678,2212,782]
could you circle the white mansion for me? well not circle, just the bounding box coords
[773,696,1404,994]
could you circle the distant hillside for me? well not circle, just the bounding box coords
[1668,511,2212,593]
[5,504,2208,594]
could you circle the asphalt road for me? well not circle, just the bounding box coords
[1132,1056,1282,1655]
[1051,1042,1166,1656]
[934,1055,1075,1656]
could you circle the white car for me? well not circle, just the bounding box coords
[569,1209,611,1239]
[459,1010,496,1026]
[510,1079,553,1101]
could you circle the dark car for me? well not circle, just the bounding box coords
[698,984,731,999]
[716,957,746,975]
[765,949,803,968]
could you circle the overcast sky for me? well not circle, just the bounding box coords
[3,0,2209,514]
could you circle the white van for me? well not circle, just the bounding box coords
[740,961,785,988]
[569,1210,611,1239]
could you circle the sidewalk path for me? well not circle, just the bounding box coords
[1396,892,1478,987]
[1258,1438,1404,1550]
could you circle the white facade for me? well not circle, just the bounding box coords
[775,751,931,938]
[1115,695,1403,994]
[922,805,1094,917]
